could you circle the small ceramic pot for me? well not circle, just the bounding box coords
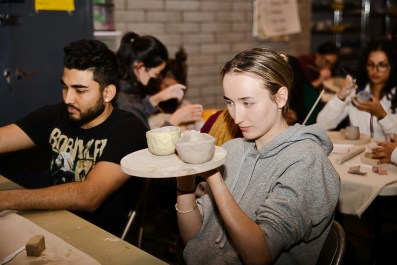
[146,126,181,156]
[175,133,216,164]
[356,90,371,103]
[345,126,360,140]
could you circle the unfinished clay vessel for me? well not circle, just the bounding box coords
[175,133,216,164]
[146,126,181,155]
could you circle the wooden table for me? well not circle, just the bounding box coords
[0,175,167,265]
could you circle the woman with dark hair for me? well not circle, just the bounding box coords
[146,47,203,129]
[115,32,188,128]
[317,39,397,140]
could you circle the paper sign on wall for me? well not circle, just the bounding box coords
[253,0,301,40]
[35,0,75,11]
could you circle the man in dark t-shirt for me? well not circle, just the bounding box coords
[0,39,147,236]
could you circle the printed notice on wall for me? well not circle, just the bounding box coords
[35,0,75,11]
[253,0,301,40]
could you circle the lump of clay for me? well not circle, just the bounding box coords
[26,235,46,257]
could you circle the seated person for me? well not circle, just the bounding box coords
[115,32,189,129]
[298,41,340,90]
[0,39,148,236]
[317,39,397,140]
[146,47,203,130]
[175,47,340,264]
[296,41,340,124]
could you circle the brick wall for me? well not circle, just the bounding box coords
[113,0,311,109]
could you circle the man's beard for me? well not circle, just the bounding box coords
[67,98,106,127]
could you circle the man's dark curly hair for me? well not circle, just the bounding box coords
[64,39,119,91]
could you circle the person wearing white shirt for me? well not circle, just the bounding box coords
[316,39,397,140]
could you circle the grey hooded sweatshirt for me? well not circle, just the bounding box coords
[183,124,340,265]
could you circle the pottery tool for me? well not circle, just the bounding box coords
[302,89,326,125]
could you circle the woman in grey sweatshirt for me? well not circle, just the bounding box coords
[175,47,340,265]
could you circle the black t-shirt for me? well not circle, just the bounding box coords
[16,103,148,236]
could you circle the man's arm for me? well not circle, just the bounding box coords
[0,161,129,212]
[0,124,36,153]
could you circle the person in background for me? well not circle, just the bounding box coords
[146,47,203,130]
[317,39,397,140]
[200,108,242,146]
[0,39,148,236]
[292,41,341,125]
[115,32,190,129]
[298,41,340,90]
[175,47,340,264]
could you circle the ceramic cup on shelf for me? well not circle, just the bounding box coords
[345,126,360,140]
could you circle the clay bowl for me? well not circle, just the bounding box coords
[146,126,181,156]
[175,133,216,164]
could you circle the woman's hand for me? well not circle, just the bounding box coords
[351,95,387,119]
[150,83,186,107]
[337,75,356,101]
[168,104,203,126]
[371,141,397,164]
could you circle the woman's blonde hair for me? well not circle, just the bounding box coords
[221,47,293,118]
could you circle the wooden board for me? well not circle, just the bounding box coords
[360,151,381,166]
[359,152,397,174]
[120,146,227,178]
[326,131,371,145]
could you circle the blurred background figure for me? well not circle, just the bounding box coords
[317,39,397,140]
[146,47,203,131]
[200,108,242,146]
[115,32,186,129]
[290,41,341,125]
[298,41,340,90]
